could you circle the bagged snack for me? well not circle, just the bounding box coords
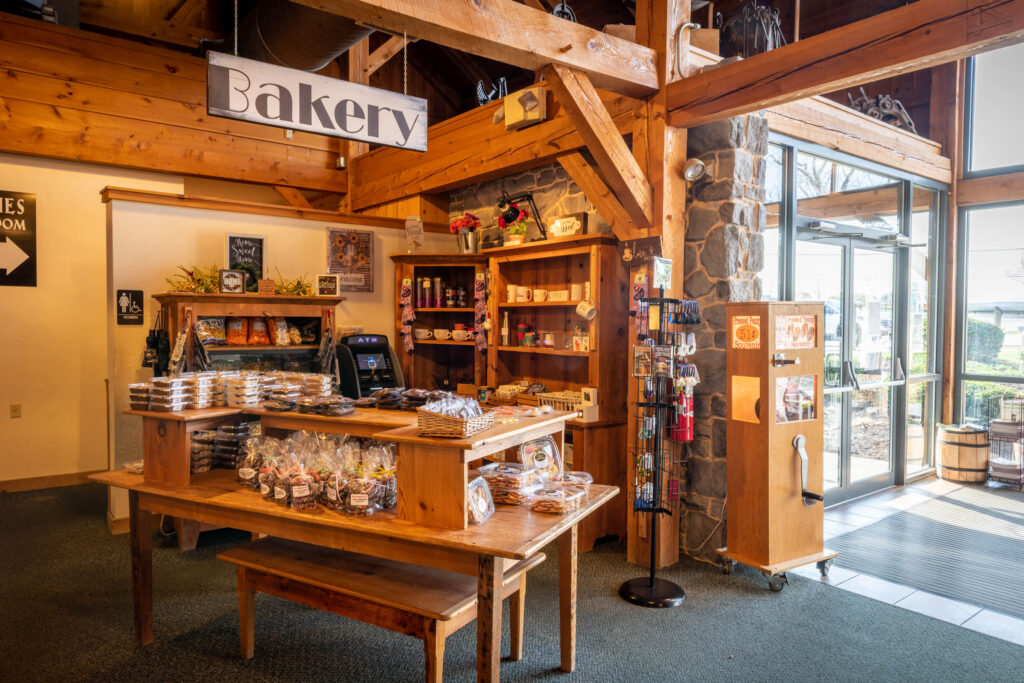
[237,436,263,488]
[528,486,585,514]
[298,319,320,343]
[196,317,227,346]
[287,322,303,345]
[519,436,562,482]
[226,317,248,345]
[467,477,495,524]
[268,317,290,346]
[248,317,271,345]
[366,442,397,510]
[288,469,318,511]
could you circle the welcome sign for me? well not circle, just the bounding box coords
[207,52,427,152]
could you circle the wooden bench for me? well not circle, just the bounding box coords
[218,538,544,682]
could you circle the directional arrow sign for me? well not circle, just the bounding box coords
[0,190,36,287]
[0,237,29,273]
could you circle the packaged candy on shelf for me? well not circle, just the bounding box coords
[519,436,562,482]
[288,470,318,511]
[478,461,540,490]
[467,477,495,524]
[528,486,585,514]
[366,442,397,510]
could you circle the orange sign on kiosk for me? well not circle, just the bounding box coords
[719,301,837,591]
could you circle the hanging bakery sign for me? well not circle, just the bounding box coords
[207,52,427,152]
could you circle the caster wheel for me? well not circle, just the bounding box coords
[816,559,834,578]
[767,573,787,592]
[721,560,735,575]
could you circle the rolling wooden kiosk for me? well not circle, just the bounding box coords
[719,302,837,591]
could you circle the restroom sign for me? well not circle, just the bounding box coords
[0,190,36,287]
[116,290,145,325]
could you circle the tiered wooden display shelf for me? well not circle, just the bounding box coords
[391,254,489,389]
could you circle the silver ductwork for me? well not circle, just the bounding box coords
[238,0,372,72]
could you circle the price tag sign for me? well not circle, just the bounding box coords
[405,216,424,252]
[652,257,672,290]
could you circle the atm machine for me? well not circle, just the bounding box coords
[336,334,404,398]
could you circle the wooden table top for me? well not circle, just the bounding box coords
[245,407,418,430]
[92,469,619,560]
[123,407,243,422]
[381,412,574,451]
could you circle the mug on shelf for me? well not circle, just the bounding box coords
[515,286,533,302]
[570,283,583,301]
[413,329,433,340]
[452,329,475,342]
[533,289,548,302]
[549,290,569,302]
[506,284,517,303]
[433,328,453,340]
[575,300,597,321]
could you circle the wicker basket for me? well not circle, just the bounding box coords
[536,390,584,412]
[416,408,495,438]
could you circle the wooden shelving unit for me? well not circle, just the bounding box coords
[206,344,320,352]
[496,346,589,357]
[391,253,489,390]
[497,301,582,308]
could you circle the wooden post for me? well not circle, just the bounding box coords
[509,574,526,661]
[626,0,690,570]
[129,490,153,645]
[476,554,502,682]
[237,566,256,660]
[558,525,578,672]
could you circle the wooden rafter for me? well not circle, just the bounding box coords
[442,46,493,87]
[167,0,203,24]
[80,6,217,49]
[275,186,314,209]
[667,0,1024,128]
[348,38,371,159]
[557,152,635,241]
[365,35,406,78]
[290,0,658,97]
[542,63,653,229]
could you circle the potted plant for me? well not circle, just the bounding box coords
[449,212,482,253]
[498,203,529,245]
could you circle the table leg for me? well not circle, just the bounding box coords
[558,525,578,673]
[237,566,255,660]
[476,554,502,683]
[129,490,153,645]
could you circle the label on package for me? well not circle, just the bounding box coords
[291,484,310,498]
[350,493,369,507]
[260,484,270,495]
[274,486,287,500]
[327,488,338,501]
[239,467,256,480]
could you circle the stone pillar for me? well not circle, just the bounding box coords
[680,112,768,563]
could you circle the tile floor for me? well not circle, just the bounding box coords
[789,476,1024,648]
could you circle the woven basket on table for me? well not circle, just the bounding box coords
[416,408,495,438]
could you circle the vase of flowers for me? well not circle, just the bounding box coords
[449,212,481,253]
[498,203,529,245]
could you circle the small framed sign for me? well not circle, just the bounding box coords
[257,278,276,294]
[225,233,266,292]
[316,274,340,296]
[219,269,246,294]
[327,228,374,292]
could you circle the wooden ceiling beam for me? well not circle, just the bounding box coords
[289,0,658,97]
[542,63,653,228]
[667,0,1024,128]
[557,152,636,242]
[80,6,218,50]
[365,35,406,77]
[275,186,314,208]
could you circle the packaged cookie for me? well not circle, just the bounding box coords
[467,477,495,524]
[478,462,540,490]
[491,484,540,506]
[519,436,562,482]
[549,471,593,495]
[528,486,585,514]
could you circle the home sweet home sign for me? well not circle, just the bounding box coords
[207,52,427,151]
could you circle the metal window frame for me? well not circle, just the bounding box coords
[963,54,1024,179]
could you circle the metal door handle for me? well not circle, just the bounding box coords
[842,360,860,390]
[793,435,823,507]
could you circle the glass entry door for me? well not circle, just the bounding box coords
[795,231,903,503]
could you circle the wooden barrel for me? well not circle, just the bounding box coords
[937,425,989,482]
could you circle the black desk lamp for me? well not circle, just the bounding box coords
[498,189,547,240]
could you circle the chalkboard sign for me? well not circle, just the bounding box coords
[225,233,266,293]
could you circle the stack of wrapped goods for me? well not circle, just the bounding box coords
[226,373,261,408]
[302,373,334,398]
[187,372,218,409]
[190,430,217,473]
[150,376,191,412]
[128,383,150,411]
[214,421,260,470]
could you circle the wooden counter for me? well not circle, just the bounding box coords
[92,468,619,681]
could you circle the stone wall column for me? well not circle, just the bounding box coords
[680,113,768,563]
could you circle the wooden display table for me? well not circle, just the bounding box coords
[92,468,618,682]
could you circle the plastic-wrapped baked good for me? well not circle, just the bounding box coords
[490,484,540,506]
[519,436,562,482]
[287,323,303,345]
[528,486,585,514]
[478,462,540,490]
[259,466,279,500]
[299,320,319,343]
[420,395,484,419]
[196,317,227,346]
[467,477,495,524]
[237,449,261,489]
[549,471,593,495]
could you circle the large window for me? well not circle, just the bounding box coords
[967,43,1024,174]
[957,203,1024,424]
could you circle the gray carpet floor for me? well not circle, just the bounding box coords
[2,484,1022,682]
[829,485,1024,619]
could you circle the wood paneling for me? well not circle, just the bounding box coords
[0,13,347,192]
[290,0,658,97]
[667,0,1024,128]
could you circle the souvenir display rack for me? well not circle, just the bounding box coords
[988,397,1024,489]
[620,292,701,608]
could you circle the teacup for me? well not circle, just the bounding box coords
[575,300,597,321]
[433,328,453,340]
[515,286,533,302]
[413,329,433,340]
[452,329,475,342]
[533,289,548,302]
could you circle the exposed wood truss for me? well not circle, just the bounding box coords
[557,152,635,241]
[275,186,314,209]
[542,64,653,229]
[365,36,407,78]
[80,2,217,49]
[290,0,658,97]
[667,0,1024,128]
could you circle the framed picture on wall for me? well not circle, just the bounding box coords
[219,269,246,294]
[316,274,340,296]
[326,228,374,292]
[225,233,266,292]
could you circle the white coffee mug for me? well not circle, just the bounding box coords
[575,300,597,320]
[506,284,517,303]
[570,283,583,301]
[533,289,548,302]
[413,329,433,340]
[452,329,475,342]
[516,286,533,302]
[433,328,453,340]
